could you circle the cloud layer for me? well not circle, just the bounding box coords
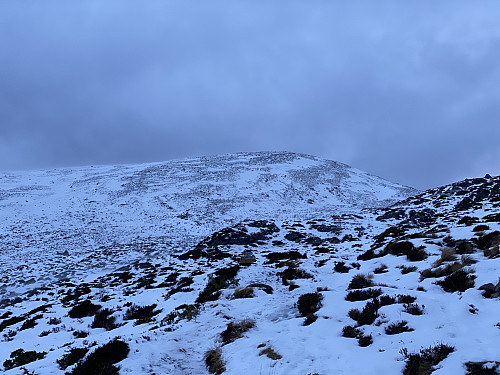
[1,1,499,189]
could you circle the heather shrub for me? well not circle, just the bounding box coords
[358,333,373,347]
[3,349,46,370]
[333,261,351,273]
[385,321,413,335]
[68,338,129,375]
[220,319,255,345]
[233,287,254,299]
[402,344,454,375]
[342,325,361,338]
[123,304,160,325]
[91,308,118,330]
[68,300,101,319]
[57,347,89,370]
[403,303,424,315]
[345,288,383,302]
[347,274,373,290]
[436,269,475,292]
[204,347,226,374]
[297,292,323,317]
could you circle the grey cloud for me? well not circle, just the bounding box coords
[0,1,499,189]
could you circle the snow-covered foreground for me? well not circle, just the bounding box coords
[1,154,499,374]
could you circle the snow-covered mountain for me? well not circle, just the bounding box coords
[0,152,415,296]
[2,153,499,375]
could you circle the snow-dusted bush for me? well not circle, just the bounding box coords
[297,292,323,317]
[68,338,129,375]
[401,344,454,375]
[204,347,226,374]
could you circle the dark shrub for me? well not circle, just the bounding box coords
[0,315,24,331]
[403,303,424,315]
[342,325,361,338]
[3,349,46,370]
[73,330,88,338]
[397,295,417,304]
[220,319,255,345]
[465,361,500,375]
[280,266,312,285]
[204,348,226,374]
[373,264,388,274]
[378,295,397,306]
[68,300,101,319]
[196,266,240,303]
[57,347,89,370]
[48,317,61,325]
[385,241,414,256]
[402,344,454,375]
[400,266,418,274]
[407,246,428,261]
[349,300,380,326]
[436,270,475,292]
[91,308,118,330]
[358,333,373,347]
[357,249,379,261]
[347,274,373,290]
[123,304,160,325]
[265,251,306,263]
[345,288,383,302]
[385,321,413,335]
[20,314,42,330]
[454,240,475,254]
[233,287,254,299]
[297,292,323,317]
[473,224,490,232]
[68,338,129,375]
[333,261,351,273]
[303,313,318,326]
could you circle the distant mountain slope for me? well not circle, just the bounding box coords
[0,151,415,252]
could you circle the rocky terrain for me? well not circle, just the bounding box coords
[0,152,499,374]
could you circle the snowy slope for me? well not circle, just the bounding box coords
[4,155,500,375]
[0,152,415,297]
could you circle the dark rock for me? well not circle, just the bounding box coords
[473,188,490,202]
[483,213,500,223]
[384,241,414,256]
[285,231,306,242]
[376,209,406,221]
[474,231,500,250]
[455,197,474,211]
[311,224,341,234]
[454,240,474,254]
[304,236,323,246]
[457,216,479,226]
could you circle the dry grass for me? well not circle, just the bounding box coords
[432,248,457,267]
[220,319,256,345]
[233,287,254,299]
[204,347,226,374]
[259,346,282,360]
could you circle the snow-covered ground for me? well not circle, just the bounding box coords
[0,152,499,374]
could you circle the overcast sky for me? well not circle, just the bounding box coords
[0,1,499,189]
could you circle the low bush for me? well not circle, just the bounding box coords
[297,292,323,317]
[397,295,417,304]
[204,347,226,374]
[378,295,397,306]
[258,346,282,360]
[20,314,42,330]
[68,338,129,375]
[436,269,475,292]
[333,261,351,273]
[373,264,388,274]
[123,304,160,325]
[233,287,254,299]
[347,274,374,290]
[73,330,88,338]
[345,288,383,302]
[47,317,61,325]
[358,333,373,347]
[196,266,240,303]
[303,313,318,326]
[407,246,428,262]
[402,344,454,375]
[400,265,418,274]
[0,315,24,331]
[403,303,424,315]
[57,347,89,370]
[465,361,500,375]
[91,308,118,330]
[348,300,380,326]
[3,349,46,370]
[220,319,255,345]
[342,325,362,338]
[68,300,101,319]
[280,266,312,285]
[385,321,413,335]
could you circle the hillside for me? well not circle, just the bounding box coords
[1,154,499,374]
